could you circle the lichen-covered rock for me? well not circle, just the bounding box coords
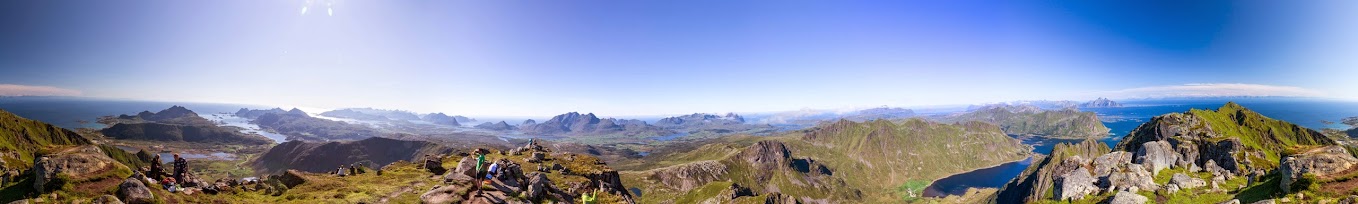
[1108,191,1148,204]
[525,172,553,200]
[1093,151,1133,178]
[32,146,121,192]
[1103,164,1158,192]
[1170,173,1206,189]
[116,178,154,204]
[453,156,477,178]
[92,195,123,204]
[1280,145,1358,193]
[419,184,466,204]
[1134,141,1179,175]
[1055,166,1098,201]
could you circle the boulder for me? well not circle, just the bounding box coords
[527,152,546,163]
[1218,199,1240,204]
[424,159,447,175]
[1198,139,1245,174]
[454,156,477,178]
[279,170,308,188]
[763,192,798,204]
[1165,184,1180,194]
[1108,191,1148,204]
[1055,167,1098,201]
[32,146,122,192]
[1102,164,1158,192]
[1093,151,1133,178]
[1280,146,1358,192]
[1134,141,1179,175]
[93,195,123,204]
[116,178,155,204]
[525,172,553,200]
[1170,173,1206,189]
[1250,199,1275,204]
[419,184,466,204]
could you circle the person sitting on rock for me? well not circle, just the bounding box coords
[148,154,165,179]
[486,161,500,181]
[172,154,188,184]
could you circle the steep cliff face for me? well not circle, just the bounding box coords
[995,139,1109,203]
[251,137,452,175]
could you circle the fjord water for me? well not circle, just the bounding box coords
[0,97,264,129]
[922,98,1358,197]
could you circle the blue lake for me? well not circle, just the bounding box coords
[921,98,1358,197]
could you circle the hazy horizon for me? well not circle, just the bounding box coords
[4,1,1357,117]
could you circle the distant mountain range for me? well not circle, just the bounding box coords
[518,112,673,137]
[749,106,918,125]
[1079,97,1123,108]
[318,108,474,127]
[99,106,273,145]
[238,108,381,141]
[939,104,1110,139]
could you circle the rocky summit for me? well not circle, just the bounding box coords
[994,103,1356,204]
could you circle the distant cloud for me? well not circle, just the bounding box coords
[0,84,81,96]
[1101,83,1325,99]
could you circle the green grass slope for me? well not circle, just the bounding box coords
[0,109,92,170]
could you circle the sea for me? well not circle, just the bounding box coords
[921,97,1358,197]
[0,96,285,143]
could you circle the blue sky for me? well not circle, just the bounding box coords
[1,0,1355,117]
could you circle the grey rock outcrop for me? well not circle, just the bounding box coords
[1134,141,1179,175]
[1103,164,1158,192]
[1055,167,1098,201]
[647,160,729,191]
[1108,191,1148,204]
[116,178,155,204]
[93,194,124,204]
[1279,145,1358,192]
[419,184,466,204]
[1093,151,1133,178]
[1169,173,1206,189]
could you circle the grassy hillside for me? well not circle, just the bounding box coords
[623,118,1031,203]
[942,105,1110,138]
[0,109,91,170]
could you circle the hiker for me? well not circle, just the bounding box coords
[349,165,358,175]
[474,149,487,195]
[148,154,165,179]
[172,154,188,184]
[486,161,500,180]
[581,187,599,204]
[337,165,347,177]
